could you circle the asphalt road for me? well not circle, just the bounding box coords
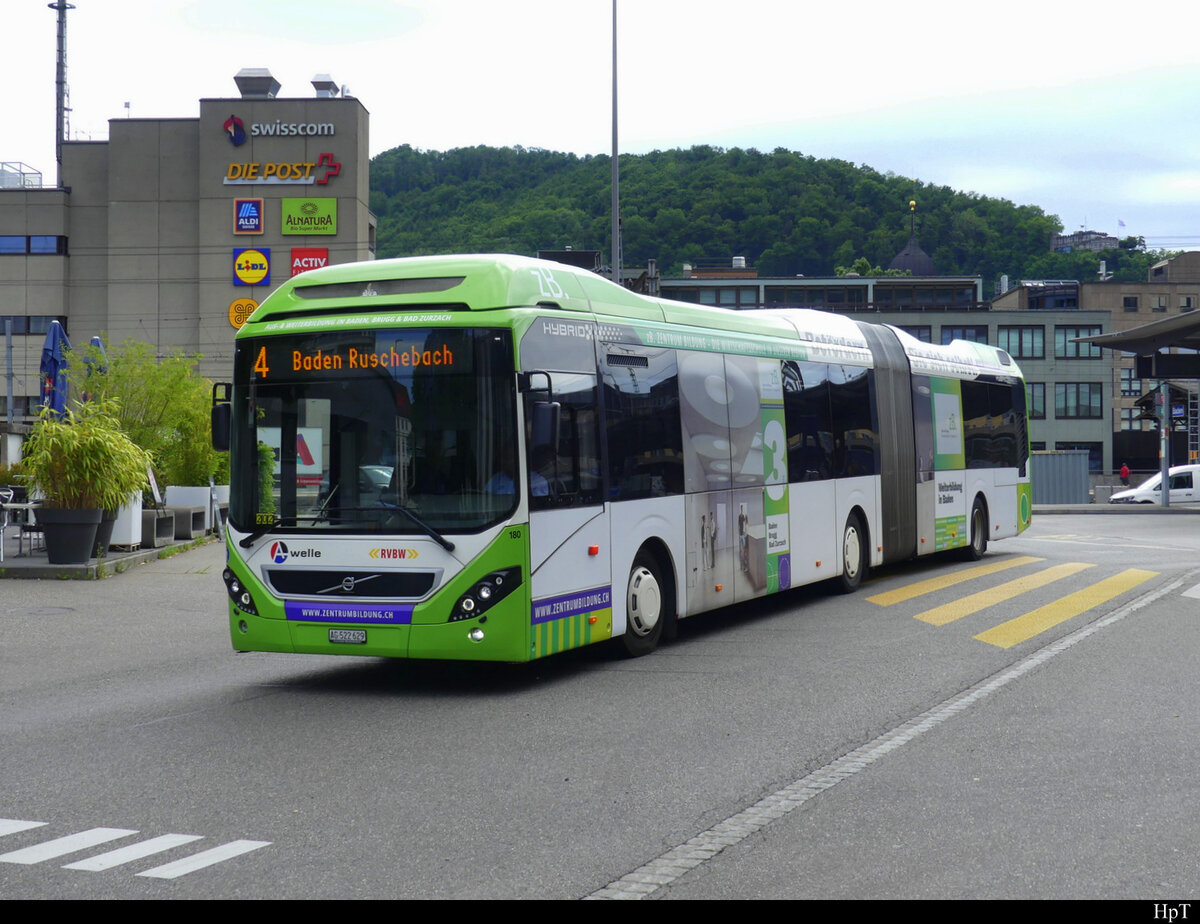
[1,515,1197,899]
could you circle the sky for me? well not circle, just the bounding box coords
[6,0,1200,249]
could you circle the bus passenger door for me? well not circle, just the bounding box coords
[525,372,612,658]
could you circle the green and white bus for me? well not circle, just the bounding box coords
[213,254,1031,661]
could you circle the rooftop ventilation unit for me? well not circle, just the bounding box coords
[311,75,339,98]
[234,68,280,99]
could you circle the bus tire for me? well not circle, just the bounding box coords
[622,552,667,657]
[838,512,866,594]
[961,497,988,561]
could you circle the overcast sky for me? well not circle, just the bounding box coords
[7,0,1200,248]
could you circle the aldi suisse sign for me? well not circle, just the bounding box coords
[282,198,337,235]
[233,198,263,234]
[291,248,328,276]
[233,248,270,287]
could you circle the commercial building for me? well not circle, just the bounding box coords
[993,252,1200,470]
[1,68,374,425]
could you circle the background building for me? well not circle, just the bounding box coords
[1,68,375,424]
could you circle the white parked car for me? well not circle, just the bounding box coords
[1109,464,1200,505]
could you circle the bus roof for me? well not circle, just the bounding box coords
[240,253,1021,380]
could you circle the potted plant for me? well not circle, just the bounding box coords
[19,399,151,564]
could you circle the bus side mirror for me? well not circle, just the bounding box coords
[211,382,231,452]
[531,400,560,452]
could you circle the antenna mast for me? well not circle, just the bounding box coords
[49,1,76,188]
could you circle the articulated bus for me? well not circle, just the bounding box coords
[213,254,1031,661]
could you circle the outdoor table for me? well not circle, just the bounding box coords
[0,501,39,563]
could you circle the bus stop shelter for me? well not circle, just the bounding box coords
[1079,312,1200,502]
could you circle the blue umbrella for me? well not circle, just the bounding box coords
[81,335,107,402]
[39,320,72,417]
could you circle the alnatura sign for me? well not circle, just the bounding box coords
[282,198,338,235]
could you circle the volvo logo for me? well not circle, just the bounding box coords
[315,574,381,595]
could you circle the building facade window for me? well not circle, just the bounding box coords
[941,325,988,345]
[0,235,68,255]
[1055,382,1103,419]
[0,315,68,336]
[897,325,932,343]
[1054,325,1102,359]
[1154,295,1168,313]
[1123,296,1139,312]
[695,286,758,309]
[1055,440,1102,473]
[1120,368,1141,397]
[1120,408,1146,430]
[1027,382,1046,419]
[998,325,1044,359]
[1182,296,1194,312]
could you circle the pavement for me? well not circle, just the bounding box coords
[0,527,220,580]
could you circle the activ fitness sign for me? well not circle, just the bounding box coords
[224,153,341,186]
[291,248,328,276]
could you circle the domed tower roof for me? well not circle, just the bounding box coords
[888,197,937,275]
[888,233,937,275]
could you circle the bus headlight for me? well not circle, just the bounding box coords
[223,567,260,616]
[449,568,521,622]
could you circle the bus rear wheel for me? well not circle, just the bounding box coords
[622,552,667,657]
[961,498,988,561]
[838,512,866,594]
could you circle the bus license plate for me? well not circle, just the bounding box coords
[329,629,367,644]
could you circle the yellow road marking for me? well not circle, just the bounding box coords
[866,556,1044,607]
[974,569,1159,649]
[915,562,1095,626]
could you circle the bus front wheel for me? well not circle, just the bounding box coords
[838,512,866,594]
[622,552,666,656]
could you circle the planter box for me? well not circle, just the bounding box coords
[110,494,143,549]
[165,486,212,532]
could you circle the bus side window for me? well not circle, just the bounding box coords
[601,348,684,500]
[525,372,602,510]
[784,361,833,482]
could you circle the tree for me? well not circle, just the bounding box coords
[71,339,228,488]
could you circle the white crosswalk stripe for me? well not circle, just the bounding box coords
[138,840,272,879]
[0,827,137,864]
[0,818,270,879]
[0,819,47,837]
[63,834,205,871]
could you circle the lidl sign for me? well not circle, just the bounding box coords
[233,248,270,286]
[282,198,337,235]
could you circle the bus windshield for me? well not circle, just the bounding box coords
[228,327,517,535]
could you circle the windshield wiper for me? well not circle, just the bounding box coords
[377,501,456,552]
[239,518,282,548]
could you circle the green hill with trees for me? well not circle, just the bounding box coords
[369,144,1170,289]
